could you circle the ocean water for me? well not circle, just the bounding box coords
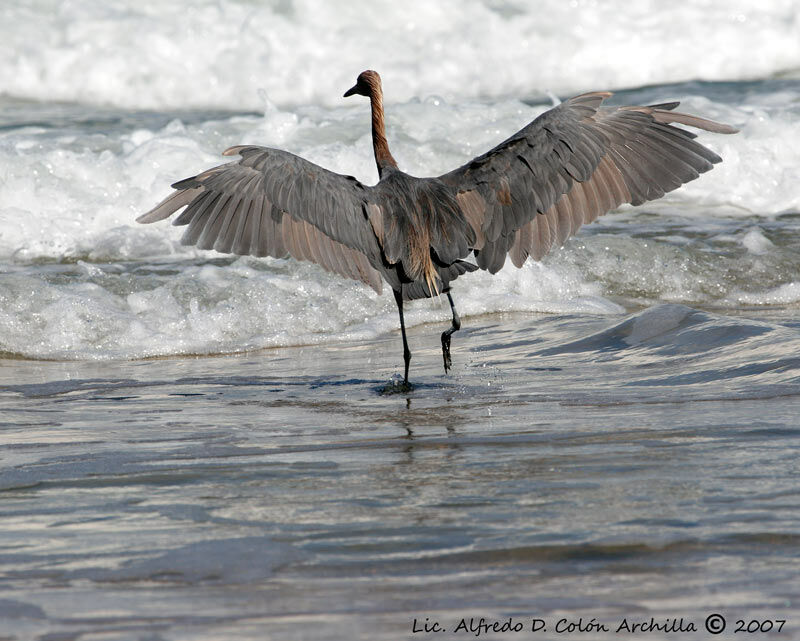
[1,1,800,639]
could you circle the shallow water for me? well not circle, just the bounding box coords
[2,306,800,640]
[2,1,800,639]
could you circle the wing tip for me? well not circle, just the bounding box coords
[713,123,740,135]
[570,91,613,108]
[136,197,178,224]
[223,145,264,157]
[137,187,203,224]
[135,210,162,224]
[653,110,739,135]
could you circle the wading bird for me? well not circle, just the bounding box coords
[138,70,736,388]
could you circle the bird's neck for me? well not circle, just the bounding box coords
[369,89,398,177]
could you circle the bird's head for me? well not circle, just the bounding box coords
[344,70,381,98]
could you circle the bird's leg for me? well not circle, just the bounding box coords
[441,290,461,374]
[394,288,412,387]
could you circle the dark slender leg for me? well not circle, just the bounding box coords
[393,287,412,386]
[441,290,461,373]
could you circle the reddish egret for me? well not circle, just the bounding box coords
[139,70,736,388]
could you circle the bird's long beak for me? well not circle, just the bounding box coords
[343,85,358,98]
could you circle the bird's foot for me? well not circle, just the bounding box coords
[379,374,414,395]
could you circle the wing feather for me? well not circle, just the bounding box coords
[441,92,736,271]
[196,192,235,251]
[231,196,256,256]
[533,209,553,261]
[138,145,384,292]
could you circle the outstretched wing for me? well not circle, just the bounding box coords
[137,145,384,293]
[440,92,737,272]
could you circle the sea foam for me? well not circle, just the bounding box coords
[1,0,799,110]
